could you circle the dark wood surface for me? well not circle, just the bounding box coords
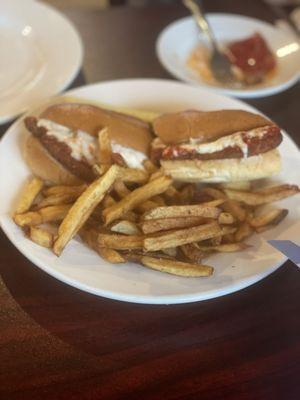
[0,1,299,399]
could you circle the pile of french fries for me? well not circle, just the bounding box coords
[13,130,299,278]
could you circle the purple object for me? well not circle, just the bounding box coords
[268,240,300,266]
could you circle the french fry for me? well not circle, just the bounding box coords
[235,221,253,242]
[209,235,222,246]
[29,226,53,248]
[98,233,143,250]
[197,243,251,252]
[121,167,149,184]
[103,176,172,225]
[103,194,116,208]
[149,170,164,181]
[14,204,71,227]
[141,216,206,234]
[140,256,213,277]
[36,193,80,208]
[221,233,236,244]
[255,224,287,233]
[93,163,107,176]
[113,180,130,199]
[94,164,148,184]
[201,186,246,222]
[248,209,288,228]
[219,181,252,191]
[223,189,265,206]
[144,221,221,251]
[142,200,223,220]
[97,247,126,263]
[224,185,300,206]
[162,247,177,257]
[218,212,235,225]
[123,251,174,263]
[201,187,225,200]
[113,180,159,213]
[79,227,98,248]
[181,243,205,263]
[114,183,159,211]
[254,184,298,195]
[223,200,247,222]
[110,220,140,235]
[219,226,238,236]
[143,159,158,174]
[98,127,112,165]
[215,226,238,244]
[43,184,87,197]
[15,177,44,214]
[80,228,125,263]
[137,200,158,213]
[53,165,120,255]
[14,211,42,226]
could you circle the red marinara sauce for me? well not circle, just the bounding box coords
[227,33,276,84]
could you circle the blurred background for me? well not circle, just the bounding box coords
[43,0,177,9]
[44,0,300,8]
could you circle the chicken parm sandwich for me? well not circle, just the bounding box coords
[24,103,152,184]
[151,109,282,182]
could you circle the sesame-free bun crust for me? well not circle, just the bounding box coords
[41,103,152,155]
[23,135,82,185]
[161,149,281,183]
[153,109,272,145]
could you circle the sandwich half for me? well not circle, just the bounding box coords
[24,103,153,184]
[151,109,282,183]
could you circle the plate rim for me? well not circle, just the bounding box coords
[0,218,288,304]
[156,13,300,98]
[0,78,298,304]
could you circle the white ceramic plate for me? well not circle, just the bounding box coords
[0,0,83,124]
[156,14,300,98]
[1,79,300,304]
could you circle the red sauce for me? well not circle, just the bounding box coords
[227,33,276,84]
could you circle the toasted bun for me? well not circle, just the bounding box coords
[153,109,272,145]
[41,103,152,155]
[23,135,82,185]
[161,150,281,183]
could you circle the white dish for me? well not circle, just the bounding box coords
[156,14,300,98]
[0,0,83,124]
[1,79,300,304]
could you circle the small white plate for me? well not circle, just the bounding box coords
[1,79,300,304]
[156,14,300,98]
[0,0,83,124]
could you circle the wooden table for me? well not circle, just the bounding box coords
[1,2,299,399]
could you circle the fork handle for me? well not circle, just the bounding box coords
[183,0,218,51]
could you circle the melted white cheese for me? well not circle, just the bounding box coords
[111,141,147,169]
[37,119,146,169]
[181,125,272,158]
[38,119,97,163]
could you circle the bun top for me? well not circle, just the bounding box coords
[41,103,153,154]
[152,109,272,145]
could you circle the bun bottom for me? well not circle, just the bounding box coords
[161,150,281,183]
[23,136,82,185]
